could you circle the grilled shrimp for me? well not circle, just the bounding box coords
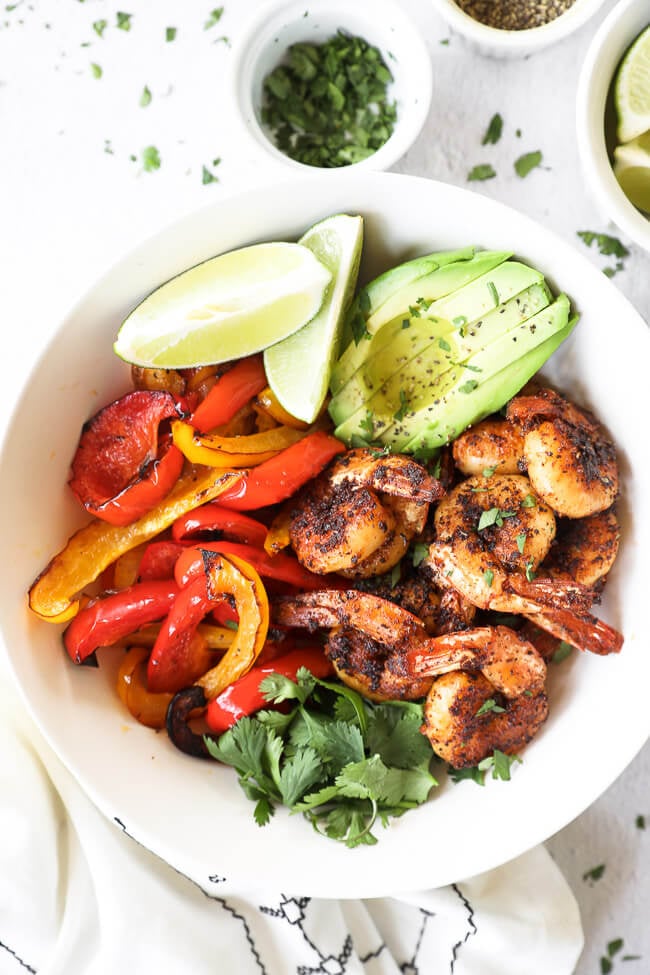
[543,508,620,589]
[273,589,433,700]
[409,626,548,767]
[506,387,619,518]
[427,475,623,656]
[289,449,444,578]
[452,418,524,476]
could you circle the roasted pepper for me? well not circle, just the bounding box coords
[190,355,267,434]
[174,541,328,591]
[171,505,268,547]
[172,420,305,468]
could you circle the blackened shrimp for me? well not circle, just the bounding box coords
[427,475,623,656]
[506,387,619,518]
[409,626,548,767]
[452,418,524,477]
[289,449,444,578]
[543,508,620,589]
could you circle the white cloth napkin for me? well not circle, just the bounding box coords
[0,673,583,975]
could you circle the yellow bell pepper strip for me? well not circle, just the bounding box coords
[117,647,174,730]
[28,466,243,622]
[264,504,293,556]
[112,621,234,651]
[253,386,309,430]
[171,420,305,468]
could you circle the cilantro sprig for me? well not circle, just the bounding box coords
[204,668,438,847]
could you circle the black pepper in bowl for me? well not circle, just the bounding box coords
[455,0,576,30]
[261,30,397,168]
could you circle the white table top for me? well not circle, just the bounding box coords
[1,1,648,971]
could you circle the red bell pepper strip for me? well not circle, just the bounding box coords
[63,580,180,664]
[69,390,185,527]
[137,540,189,581]
[190,356,267,434]
[205,647,333,733]
[146,574,219,693]
[171,505,268,546]
[174,541,329,591]
[216,431,345,511]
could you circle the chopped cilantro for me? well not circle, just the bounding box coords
[487,280,499,305]
[202,160,221,184]
[475,698,506,716]
[515,532,527,554]
[482,112,503,145]
[401,318,411,329]
[577,231,629,259]
[601,959,613,974]
[440,37,450,45]
[139,85,152,108]
[393,389,409,422]
[521,493,536,508]
[438,337,451,351]
[166,26,177,41]
[468,163,496,181]
[359,410,375,438]
[478,749,521,780]
[636,814,646,829]
[141,145,161,172]
[448,764,485,785]
[389,561,401,588]
[411,542,429,567]
[482,465,496,478]
[93,18,107,37]
[116,11,132,31]
[224,619,238,631]
[90,62,102,79]
[583,863,606,883]
[483,569,494,587]
[459,379,479,394]
[452,315,467,329]
[477,507,515,531]
[608,940,624,958]
[552,641,573,664]
[525,559,535,582]
[514,150,542,178]
[204,6,224,29]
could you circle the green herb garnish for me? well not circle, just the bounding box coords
[482,113,503,145]
[359,409,375,438]
[514,150,542,177]
[552,641,573,664]
[482,465,496,478]
[487,280,499,305]
[583,863,606,883]
[139,85,152,107]
[202,159,221,184]
[483,569,494,587]
[478,749,521,781]
[393,389,409,422]
[204,669,438,847]
[116,11,132,31]
[93,18,107,37]
[468,163,496,181]
[475,698,506,716]
[577,231,629,259]
[459,379,479,394]
[438,337,451,351]
[90,62,102,78]
[521,493,536,508]
[411,542,429,568]
[477,507,515,531]
[141,145,161,172]
[166,26,176,41]
[204,7,223,29]
[515,532,527,553]
[261,31,397,169]
[636,814,646,829]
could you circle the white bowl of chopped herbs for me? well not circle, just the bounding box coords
[229,0,433,171]
[577,0,650,253]
[429,0,610,58]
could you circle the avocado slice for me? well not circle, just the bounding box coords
[330,277,552,436]
[331,248,509,395]
[381,295,574,452]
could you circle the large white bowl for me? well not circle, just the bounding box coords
[577,0,650,252]
[1,172,649,898]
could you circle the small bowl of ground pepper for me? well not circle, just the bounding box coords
[429,0,610,58]
[229,0,433,172]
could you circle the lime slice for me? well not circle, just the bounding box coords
[615,24,650,144]
[614,131,650,213]
[263,214,364,423]
[114,242,331,368]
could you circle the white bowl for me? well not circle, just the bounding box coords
[430,0,610,58]
[228,0,433,173]
[1,172,649,898]
[577,0,650,253]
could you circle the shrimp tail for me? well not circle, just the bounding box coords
[524,609,623,656]
[506,574,595,613]
[331,454,445,504]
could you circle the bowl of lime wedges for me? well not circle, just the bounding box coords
[577,0,650,253]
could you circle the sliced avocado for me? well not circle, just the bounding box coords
[383,295,574,452]
[331,248,508,395]
[330,279,552,437]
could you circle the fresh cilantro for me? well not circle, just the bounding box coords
[636,814,646,829]
[393,389,409,422]
[487,280,500,305]
[401,318,411,329]
[359,410,375,438]
[468,163,496,181]
[514,150,542,178]
[478,749,521,781]
[601,959,613,974]
[438,336,451,351]
[552,641,573,664]
[477,506,515,531]
[482,112,503,145]
[93,18,107,37]
[516,532,527,554]
[139,85,152,108]
[603,261,625,278]
[483,568,494,587]
[411,542,429,567]
[202,161,221,184]
[90,62,102,78]
[525,559,535,582]
[166,26,177,41]
[475,698,506,716]
[459,379,479,394]
[583,863,606,883]
[452,315,467,329]
[521,493,536,508]
[440,37,450,45]
[204,7,224,29]
[389,561,401,588]
[577,231,629,259]
[448,764,486,785]
[516,127,522,137]
[116,11,132,31]
[608,940,624,958]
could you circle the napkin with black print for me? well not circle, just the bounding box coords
[0,681,582,975]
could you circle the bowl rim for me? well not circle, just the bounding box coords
[429,0,611,52]
[227,0,433,174]
[576,0,650,252]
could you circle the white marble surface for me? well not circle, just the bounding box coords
[1,1,648,972]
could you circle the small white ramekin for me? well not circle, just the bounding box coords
[228,0,433,174]
[577,0,650,253]
[429,0,610,58]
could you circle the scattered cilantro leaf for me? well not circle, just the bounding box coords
[438,336,451,352]
[487,280,499,305]
[139,85,152,108]
[411,542,429,567]
[448,764,486,785]
[90,62,102,79]
[359,410,375,438]
[166,26,177,41]
[116,11,132,31]
[93,18,107,37]
[483,569,494,587]
[204,6,224,29]
[141,145,161,172]
[477,506,515,531]
[608,940,624,958]
[482,465,496,478]
[202,161,221,184]
[468,163,496,181]
[601,958,613,974]
[521,493,536,508]
[459,379,479,394]
[636,814,646,829]
[393,389,409,422]
[475,698,506,716]
[478,749,521,780]
[577,231,629,259]
[482,112,503,145]
[552,641,573,664]
[583,863,606,883]
[516,532,527,554]
[514,150,542,177]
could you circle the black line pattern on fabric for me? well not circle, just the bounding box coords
[449,884,477,972]
[0,939,37,974]
[399,908,435,975]
[261,895,353,974]
[358,941,387,963]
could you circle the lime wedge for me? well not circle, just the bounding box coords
[615,24,650,144]
[114,242,331,368]
[614,131,650,213]
[263,214,364,423]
